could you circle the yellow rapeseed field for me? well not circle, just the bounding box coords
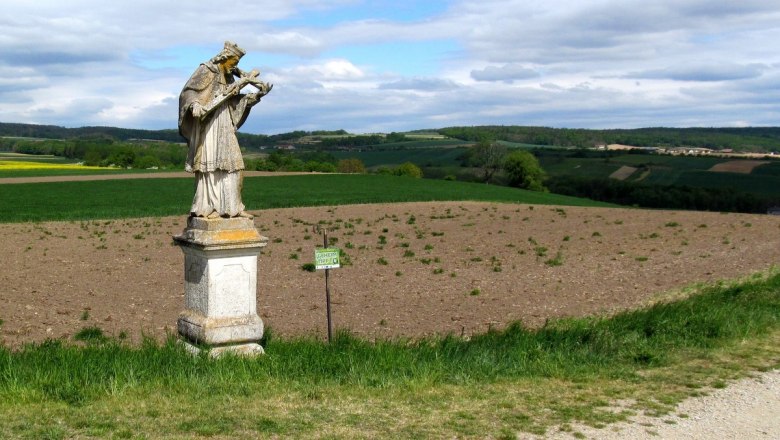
[0,160,109,170]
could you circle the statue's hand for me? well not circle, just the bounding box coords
[191,102,205,118]
[245,93,262,107]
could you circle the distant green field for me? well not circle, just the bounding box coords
[0,174,610,223]
[673,170,780,196]
[332,147,469,168]
[540,153,780,198]
[752,161,780,178]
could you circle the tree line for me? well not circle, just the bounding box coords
[0,137,187,169]
[438,125,780,152]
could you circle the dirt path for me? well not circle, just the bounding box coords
[545,370,780,439]
[0,170,313,184]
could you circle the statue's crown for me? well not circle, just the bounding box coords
[223,41,246,58]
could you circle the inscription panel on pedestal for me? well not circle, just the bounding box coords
[212,262,252,317]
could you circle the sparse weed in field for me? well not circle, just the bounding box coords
[80,310,90,321]
[545,250,564,267]
[399,242,410,248]
[635,256,649,262]
[534,246,548,257]
[433,268,444,274]
[403,250,415,258]
[344,242,354,249]
[377,258,388,265]
[272,238,283,243]
[378,235,387,245]
[419,258,432,265]
[407,215,416,225]
[339,249,352,266]
[470,257,483,262]
[528,237,538,245]
[424,244,434,251]
[562,236,570,241]
[592,231,602,237]
[301,263,316,272]
[665,222,680,227]
[698,224,708,228]
[469,288,481,296]
[395,271,401,277]
[289,253,299,260]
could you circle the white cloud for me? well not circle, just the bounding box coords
[471,64,539,83]
[0,0,779,132]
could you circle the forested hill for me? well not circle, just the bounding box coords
[0,122,184,143]
[438,126,780,152]
[0,122,327,150]
[3,122,780,152]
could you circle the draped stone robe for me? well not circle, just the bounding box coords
[179,62,253,217]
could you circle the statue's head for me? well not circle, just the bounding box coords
[211,41,246,68]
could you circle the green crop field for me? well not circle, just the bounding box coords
[673,170,780,196]
[0,174,610,223]
[332,147,469,167]
[539,153,780,199]
[538,157,623,179]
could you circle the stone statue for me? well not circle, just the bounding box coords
[178,41,272,219]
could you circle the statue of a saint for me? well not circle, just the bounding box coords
[178,41,272,219]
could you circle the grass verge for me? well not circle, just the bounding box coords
[0,174,611,223]
[1,269,779,438]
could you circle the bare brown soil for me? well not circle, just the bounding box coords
[708,160,770,174]
[608,165,637,180]
[2,202,779,347]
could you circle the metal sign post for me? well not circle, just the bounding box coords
[323,229,332,343]
[313,226,340,343]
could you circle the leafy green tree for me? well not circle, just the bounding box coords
[394,162,423,178]
[337,158,366,174]
[503,150,547,191]
[471,139,507,183]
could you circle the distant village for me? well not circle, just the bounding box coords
[594,143,779,159]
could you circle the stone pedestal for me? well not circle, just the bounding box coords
[173,217,267,356]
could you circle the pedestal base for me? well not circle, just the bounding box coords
[180,340,265,358]
[174,216,268,355]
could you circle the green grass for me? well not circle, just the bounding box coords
[0,174,611,223]
[1,269,779,438]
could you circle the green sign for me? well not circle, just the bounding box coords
[315,248,340,270]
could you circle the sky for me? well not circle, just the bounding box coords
[1,0,779,135]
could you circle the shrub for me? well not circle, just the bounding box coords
[394,162,423,178]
